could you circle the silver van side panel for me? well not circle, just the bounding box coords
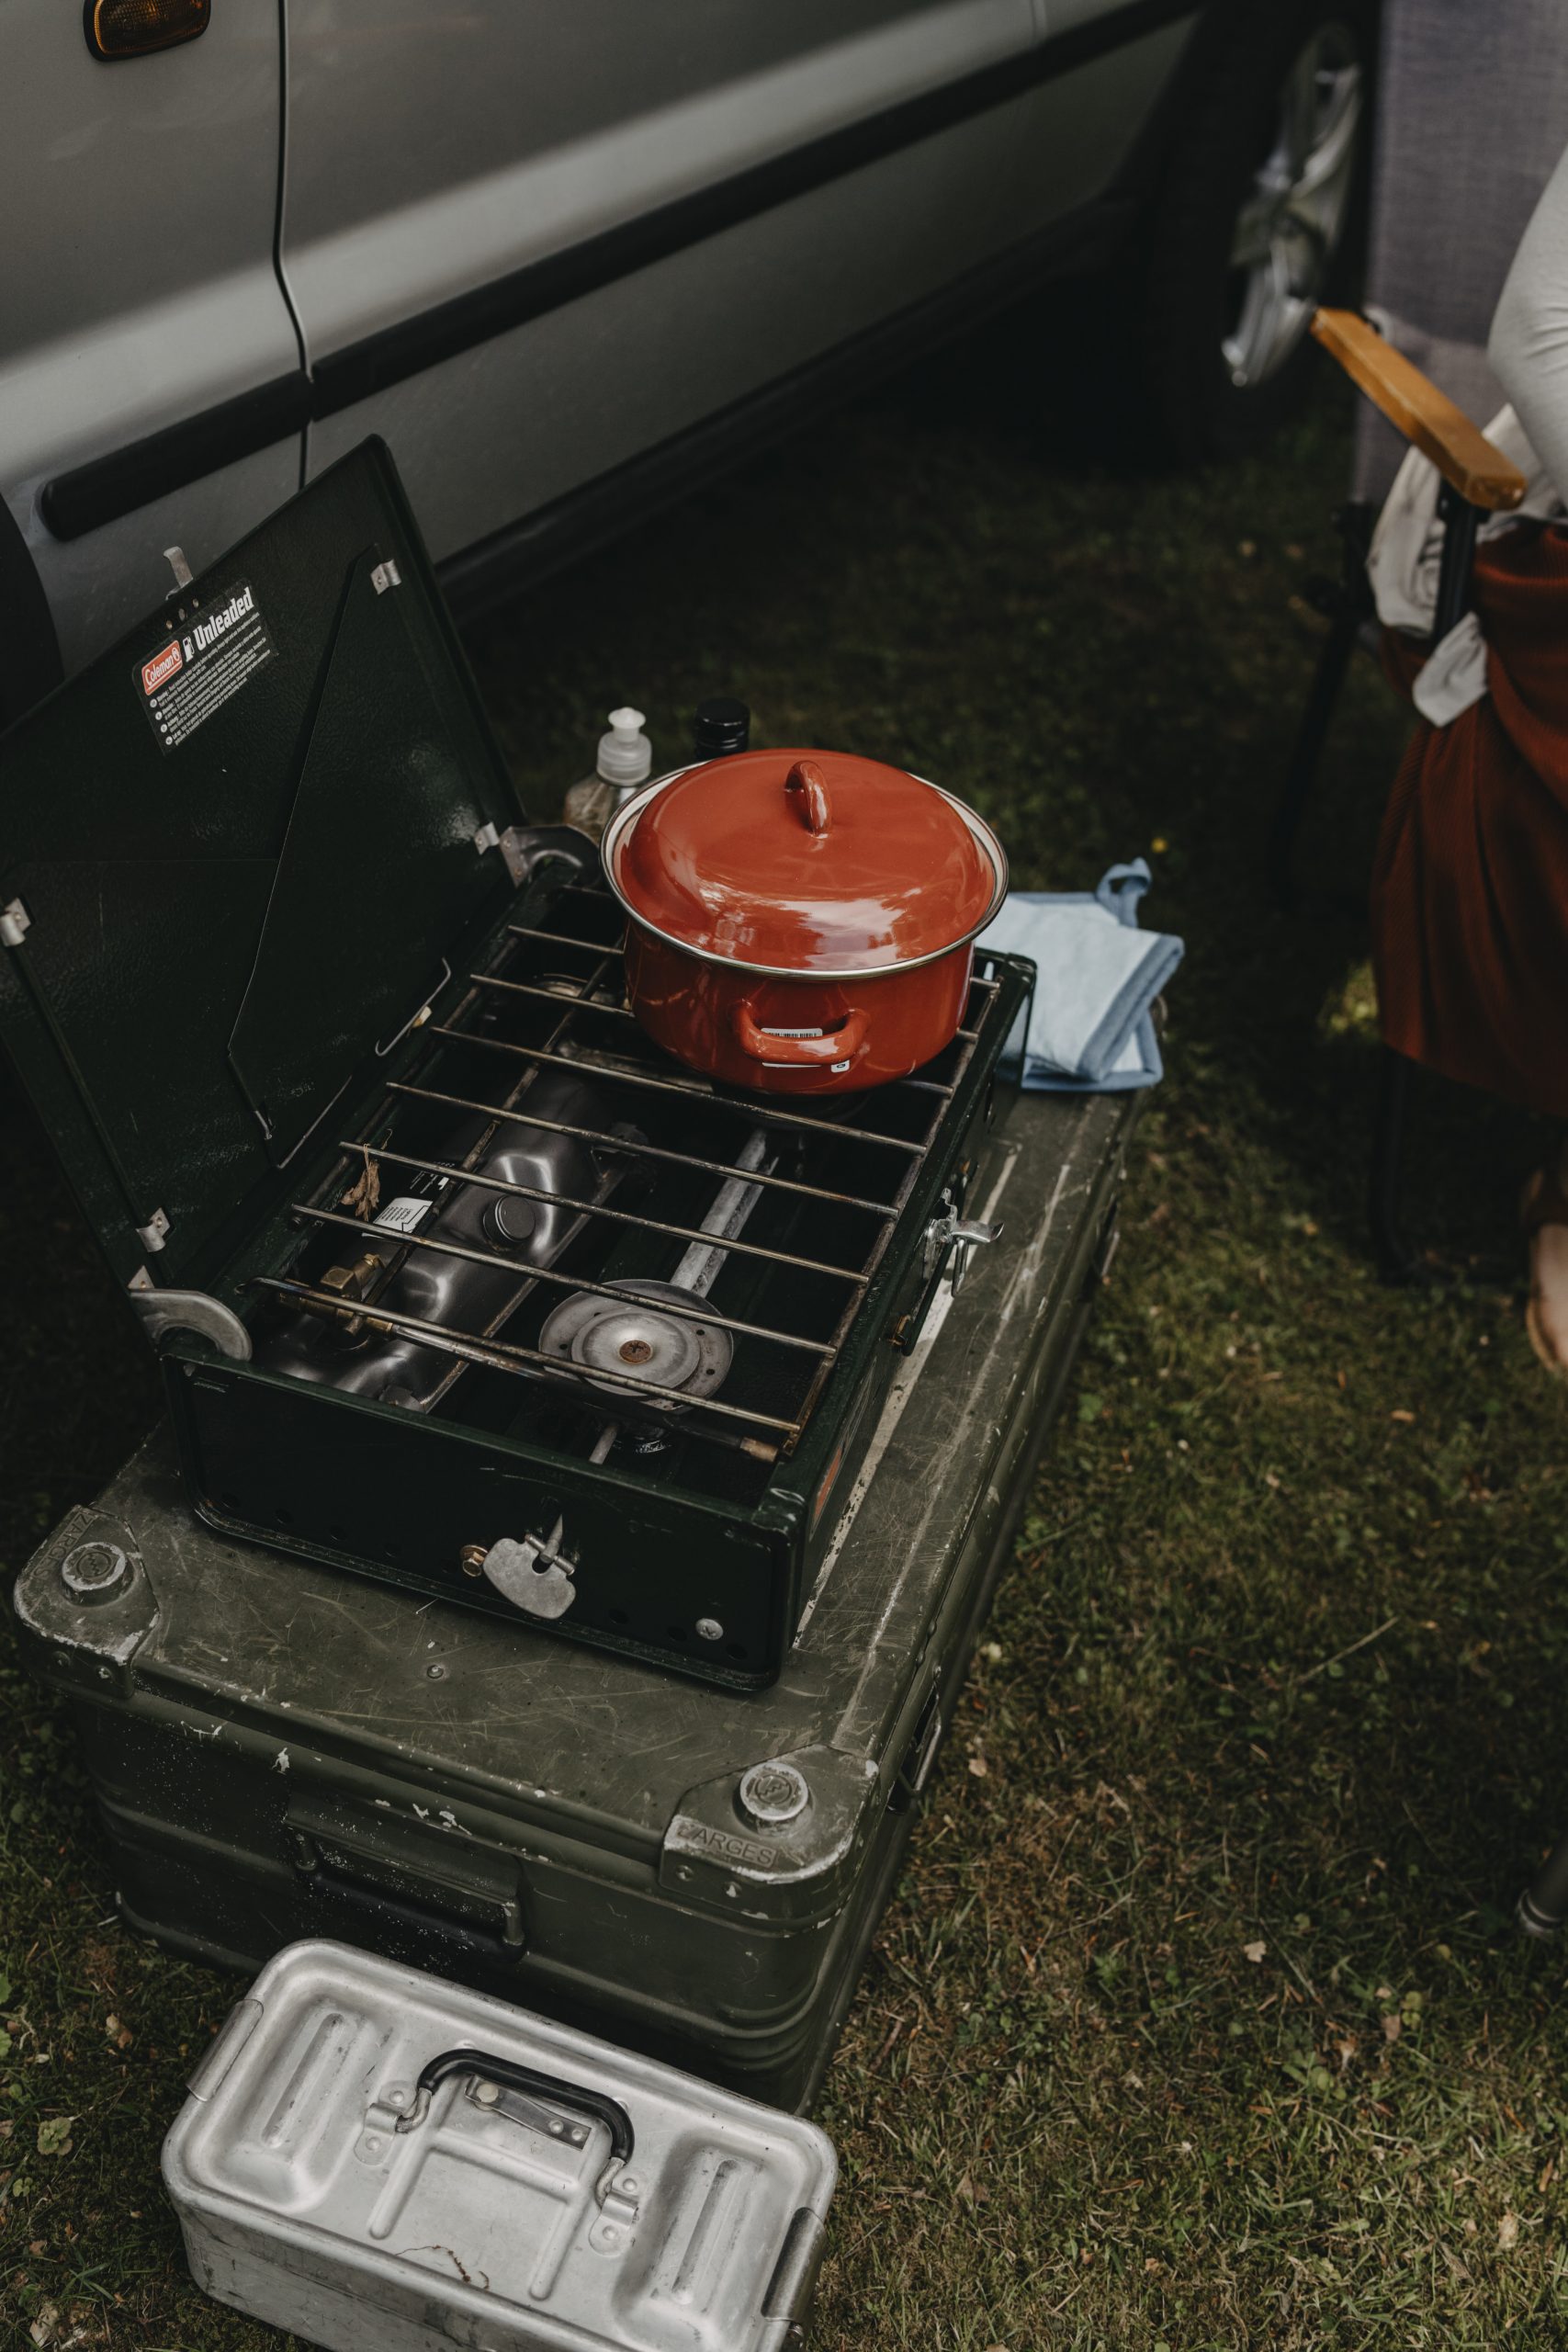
[2,1,302,673]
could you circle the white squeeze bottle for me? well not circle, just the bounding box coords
[563,706,653,839]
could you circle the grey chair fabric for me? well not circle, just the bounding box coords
[1351,0,1568,503]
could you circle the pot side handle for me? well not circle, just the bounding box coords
[784,758,831,835]
[733,1001,869,1066]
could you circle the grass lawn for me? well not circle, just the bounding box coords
[6,308,1568,2349]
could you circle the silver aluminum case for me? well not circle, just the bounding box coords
[163,1938,836,2352]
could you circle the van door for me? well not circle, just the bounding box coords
[280,0,1042,564]
[1020,0,1199,227]
[3,3,302,684]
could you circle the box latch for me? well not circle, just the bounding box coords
[889,1686,943,1815]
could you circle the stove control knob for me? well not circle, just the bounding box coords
[482,1531,577,1619]
[738,1760,810,1831]
[61,1540,131,1605]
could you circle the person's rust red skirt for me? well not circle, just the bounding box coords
[1372,523,1568,1115]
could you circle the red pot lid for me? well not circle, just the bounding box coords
[605,748,1003,974]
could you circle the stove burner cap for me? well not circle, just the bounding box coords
[538,1279,733,1411]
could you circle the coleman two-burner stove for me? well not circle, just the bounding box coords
[0,442,1030,1689]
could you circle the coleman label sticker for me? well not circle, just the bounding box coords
[136,580,276,753]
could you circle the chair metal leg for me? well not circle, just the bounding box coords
[1360,501,1483,1283]
[1269,602,1362,911]
[1269,502,1376,912]
[1432,485,1482,641]
[1518,1832,1568,1939]
[1370,1046,1424,1283]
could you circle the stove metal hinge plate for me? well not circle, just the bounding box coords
[472,821,548,889]
[473,820,596,890]
[136,1206,171,1254]
[127,1265,253,1361]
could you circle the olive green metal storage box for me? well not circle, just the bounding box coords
[14,1066,1134,2112]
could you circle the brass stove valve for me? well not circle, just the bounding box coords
[312,1250,386,1334]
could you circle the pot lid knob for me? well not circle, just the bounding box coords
[692,696,750,756]
[604,745,1006,974]
[784,757,830,836]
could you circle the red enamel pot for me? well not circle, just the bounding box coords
[602,747,1007,1095]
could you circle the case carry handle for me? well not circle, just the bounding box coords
[397,2046,635,2165]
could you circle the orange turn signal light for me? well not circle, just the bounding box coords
[85,0,211,60]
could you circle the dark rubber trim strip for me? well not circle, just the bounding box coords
[437,195,1132,626]
[310,0,1199,415]
[39,0,1198,541]
[39,372,312,542]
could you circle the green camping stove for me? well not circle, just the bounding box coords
[0,440,1031,1689]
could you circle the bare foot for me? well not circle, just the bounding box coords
[1524,1149,1568,1374]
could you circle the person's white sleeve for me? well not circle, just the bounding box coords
[1489,138,1568,503]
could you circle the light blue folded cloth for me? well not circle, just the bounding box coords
[977,859,1181,1091]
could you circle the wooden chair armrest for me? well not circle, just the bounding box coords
[1311,308,1528,512]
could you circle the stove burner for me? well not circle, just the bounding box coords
[538,1277,734,1410]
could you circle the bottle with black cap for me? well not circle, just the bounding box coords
[692,697,750,758]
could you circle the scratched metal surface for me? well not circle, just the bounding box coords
[17,1085,1134,1848]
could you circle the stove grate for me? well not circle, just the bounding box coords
[252,874,999,1469]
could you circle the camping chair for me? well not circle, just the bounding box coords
[1267,0,1568,1282]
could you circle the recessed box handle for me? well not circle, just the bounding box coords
[288,1801,526,1954]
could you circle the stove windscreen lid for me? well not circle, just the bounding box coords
[0,439,524,1293]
